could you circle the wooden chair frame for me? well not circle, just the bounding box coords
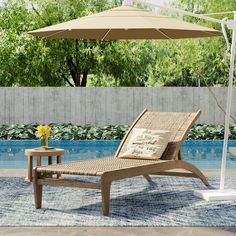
[33,109,208,216]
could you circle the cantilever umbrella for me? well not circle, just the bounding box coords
[28,5,221,40]
[29,2,236,200]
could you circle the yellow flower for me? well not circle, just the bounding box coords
[36,125,51,139]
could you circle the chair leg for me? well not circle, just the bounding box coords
[176,161,210,186]
[178,148,182,160]
[33,169,42,209]
[101,178,112,216]
[143,174,152,182]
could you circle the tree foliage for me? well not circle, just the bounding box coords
[0,0,114,87]
[0,0,234,87]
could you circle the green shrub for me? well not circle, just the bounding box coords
[187,124,236,140]
[0,124,129,140]
[0,123,235,140]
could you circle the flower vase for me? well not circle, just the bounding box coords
[41,136,48,148]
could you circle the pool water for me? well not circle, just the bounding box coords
[0,140,236,170]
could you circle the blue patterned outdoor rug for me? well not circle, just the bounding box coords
[0,176,235,226]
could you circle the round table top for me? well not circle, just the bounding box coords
[25,148,64,156]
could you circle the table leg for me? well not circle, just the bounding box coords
[45,156,53,178]
[36,156,41,166]
[56,155,62,179]
[25,155,33,182]
[48,156,52,165]
[56,155,61,164]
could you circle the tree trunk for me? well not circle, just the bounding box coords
[81,71,88,87]
[74,73,81,87]
[61,74,74,87]
[67,58,80,86]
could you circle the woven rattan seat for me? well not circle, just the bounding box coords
[37,157,161,176]
[33,109,209,216]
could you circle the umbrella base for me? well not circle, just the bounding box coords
[194,189,236,201]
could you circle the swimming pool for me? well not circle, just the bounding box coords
[0,140,236,169]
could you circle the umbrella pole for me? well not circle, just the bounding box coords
[194,12,236,200]
[220,11,236,190]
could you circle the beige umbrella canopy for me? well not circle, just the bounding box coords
[28,5,221,40]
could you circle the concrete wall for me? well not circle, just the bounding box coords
[0,87,235,125]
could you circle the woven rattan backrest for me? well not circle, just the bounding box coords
[115,109,201,160]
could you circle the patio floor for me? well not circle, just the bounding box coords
[1,169,235,236]
[0,226,236,236]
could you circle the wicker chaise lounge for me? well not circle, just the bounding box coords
[33,109,208,216]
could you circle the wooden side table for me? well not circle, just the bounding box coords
[25,148,64,182]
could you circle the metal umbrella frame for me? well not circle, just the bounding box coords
[123,0,236,200]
